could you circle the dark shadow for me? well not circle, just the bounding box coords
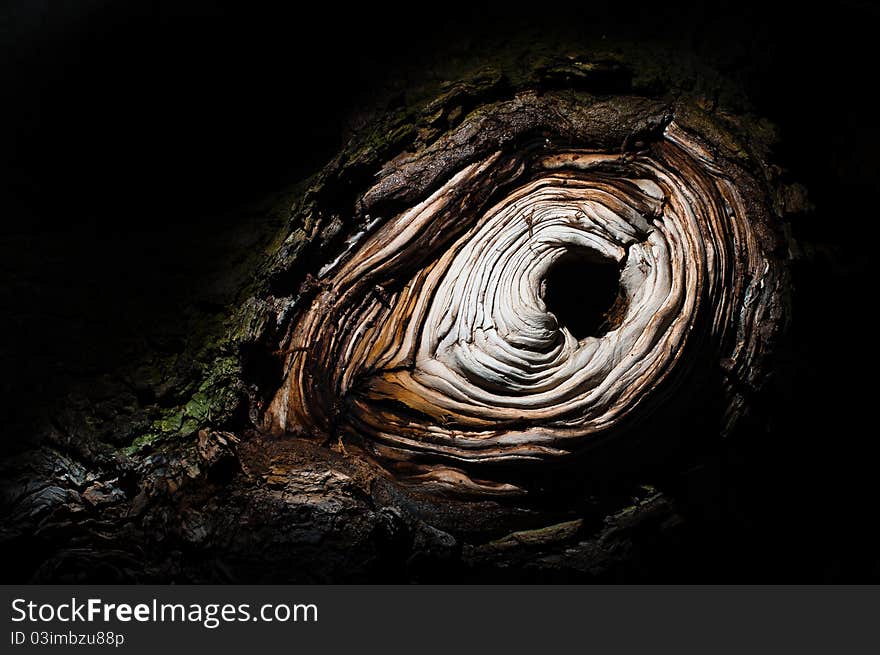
[541,249,624,339]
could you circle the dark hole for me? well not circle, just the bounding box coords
[241,342,285,407]
[541,249,625,339]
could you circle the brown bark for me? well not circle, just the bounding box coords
[0,48,802,583]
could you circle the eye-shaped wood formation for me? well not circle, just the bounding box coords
[264,92,789,496]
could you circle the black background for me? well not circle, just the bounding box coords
[2,1,877,581]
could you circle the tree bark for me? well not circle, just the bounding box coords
[0,45,803,583]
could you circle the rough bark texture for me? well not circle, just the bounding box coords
[1,42,808,583]
[263,95,789,497]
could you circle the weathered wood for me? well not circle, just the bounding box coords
[0,48,801,583]
[265,90,789,497]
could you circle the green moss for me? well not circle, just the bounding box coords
[123,432,162,456]
[124,337,245,454]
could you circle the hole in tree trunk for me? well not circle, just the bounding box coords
[541,249,625,339]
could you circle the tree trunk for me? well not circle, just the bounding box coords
[1,39,806,583]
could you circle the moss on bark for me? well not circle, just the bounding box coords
[1,38,804,583]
